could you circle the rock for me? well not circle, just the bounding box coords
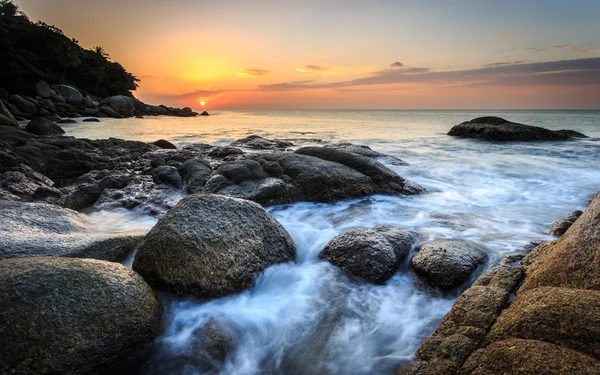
[99,106,124,118]
[231,135,293,150]
[548,210,583,236]
[448,116,588,142]
[107,95,136,116]
[82,117,100,122]
[153,139,177,149]
[64,182,103,210]
[373,224,421,261]
[465,339,600,374]
[8,94,38,115]
[410,240,488,290]
[0,257,161,375]
[196,319,234,364]
[57,118,78,124]
[324,143,383,158]
[24,117,65,135]
[520,192,600,292]
[179,158,213,193]
[0,100,18,127]
[150,158,166,168]
[136,115,144,119]
[152,165,182,188]
[53,84,84,105]
[0,201,144,261]
[200,110,209,116]
[132,194,295,298]
[51,93,66,103]
[319,228,399,283]
[208,146,244,158]
[35,81,56,98]
[487,287,600,360]
[83,95,94,108]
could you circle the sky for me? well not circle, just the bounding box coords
[16,0,600,110]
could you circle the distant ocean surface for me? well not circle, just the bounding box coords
[64,110,600,374]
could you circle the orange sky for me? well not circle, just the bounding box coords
[17,0,600,110]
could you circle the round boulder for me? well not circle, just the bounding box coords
[25,118,65,136]
[152,165,182,188]
[0,257,162,374]
[153,139,177,149]
[132,194,296,298]
[410,240,488,290]
[319,228,398,284]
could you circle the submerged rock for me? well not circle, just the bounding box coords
[231,135,293,150]
[410,240,488,290]
[448,116,588,142]
[0,201,144,261]
[0,257,161,375]
[24,117,65,135]
[132,194,296,298]
[548,209,583,237]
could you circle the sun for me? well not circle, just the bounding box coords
[199,100,206,106]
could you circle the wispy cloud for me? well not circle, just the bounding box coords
[483,60,526,68]
[296,65,337,74]
[259,58,600,91]
[528,44,587,53]
[390,61,404,68]
[237,68,273,77]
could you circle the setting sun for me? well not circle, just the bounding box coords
[200,100,205,106]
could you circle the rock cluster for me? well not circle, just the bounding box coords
[1,81,200,122]
[448,116,588,142]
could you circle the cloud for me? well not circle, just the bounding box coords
[528,44,587,53]
[498,33,512,39]
[483,61,526,68]
[296,65,337,74]
[237,68,272,77]
[259,58,600,91]
[390,61,404,68]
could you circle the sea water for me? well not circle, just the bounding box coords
[64,110,600,374]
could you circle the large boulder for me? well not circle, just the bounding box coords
[53,84,84,105]
[0,201,144,261]
[448,116,587,142]
[24,117,65,135]
[132,194,296,298]
[0,100,18,127]
[153,139,177,149]
[548,210,583,237]
[179,157,213,193]
[520,192,600,292]
[35,81,56,98]
[319,228,400,283]
[0,257,161,374]
[107,95,136,116]
[410,240,488,290]
[8,94,38,115]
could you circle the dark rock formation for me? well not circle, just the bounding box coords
[200,111,209,116]
[82,117,100,122]
[448,116,588,142]
[548,209,583,237]
[132,194,296,298]
[0,257,161,375]
[231,135,293,150]
[410,240,488,290]
[0,201,144,261]
[373,224,421,261]
[152,165,182,188]
[153,139,177,150]
[319,228,399,283]
[25,117,65,135]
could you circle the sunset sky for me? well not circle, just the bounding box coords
[17,0,600,110]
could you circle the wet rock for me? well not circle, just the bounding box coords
[64,182,103,210]
[208,146,244,158]
[0,201,144,261]
[82,117,100,122]
[372,224,421,261]
[231,135,293,150]
[0,257,161,375]
[448,116,588,141]
[24,117,65,135]
[151,158,166,168]
[153,139,177,149]
[410,240,488,290]
[179,158,212,193]
[324,143,383,158]
[152,165,182,188]
[319,228,399,283]
[196,319,235,365]
[132,194,296,298]
[520,192,600,292]
[548,209,583,236]
[465,339,600,374]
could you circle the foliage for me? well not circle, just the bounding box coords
[0,1,139,97]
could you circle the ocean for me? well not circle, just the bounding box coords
[63,110,600,374]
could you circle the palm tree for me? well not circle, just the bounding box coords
[92,46,110,60]
[0,0,27,18]
[59,40,81,83]
[91,46,110,96]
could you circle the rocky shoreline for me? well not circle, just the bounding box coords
[0,116,596,374]
[0,81,204,125]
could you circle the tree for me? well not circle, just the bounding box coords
[92,46,110,60]
[0,0,26,18]
[59,39,82,83]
